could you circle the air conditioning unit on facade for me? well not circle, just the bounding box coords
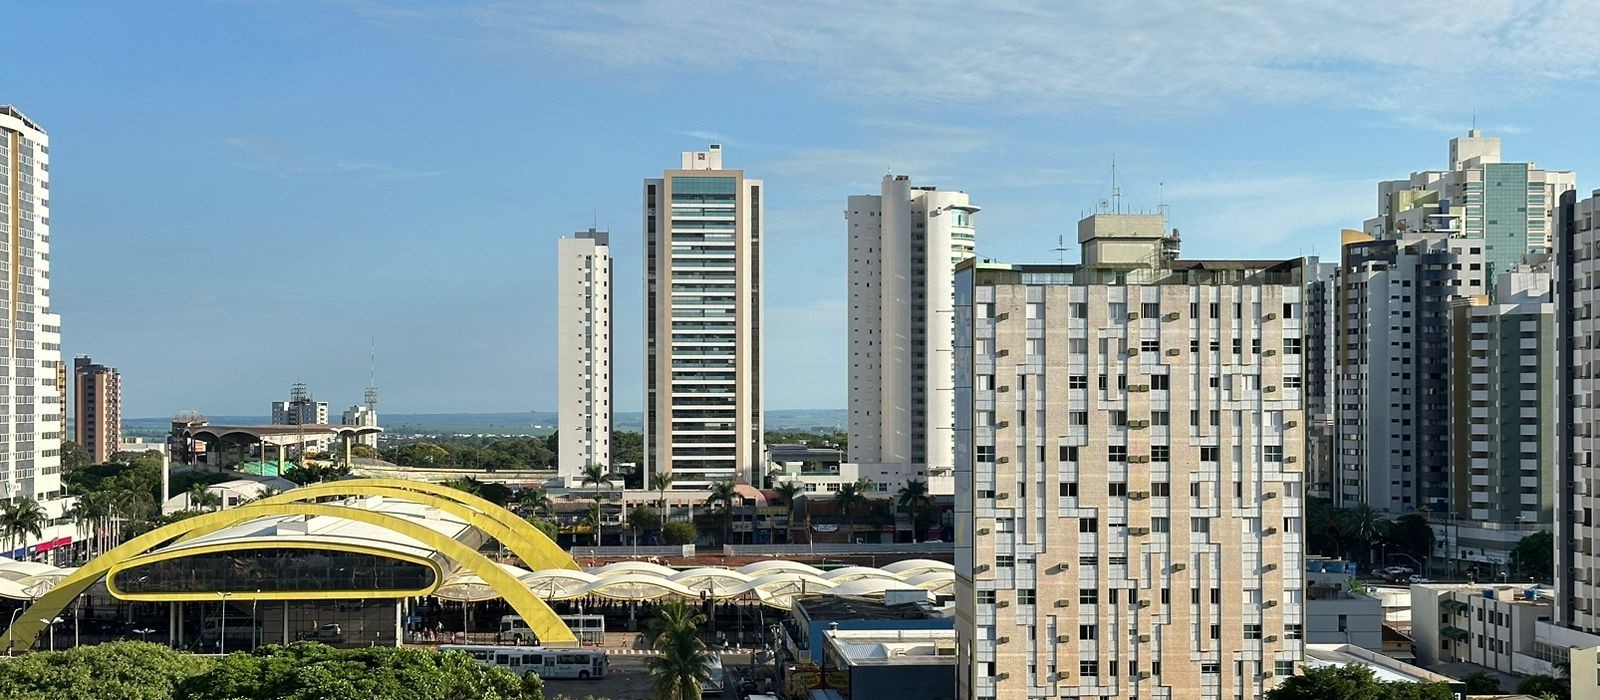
[1165,312,1180,321]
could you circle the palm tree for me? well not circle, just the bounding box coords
[896,478,931,541]
[774,481,803,541]
[580,463,615,546]
[648,600,713,700]
[187,483,222,512]
[834,478,873,542]
[1341,503,1389,565]
[1,498,46,559]
[523,488,554,520]
[705,480,738,545]
[651,472,675,541]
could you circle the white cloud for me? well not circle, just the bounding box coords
[223,134,443,181]
[1164,174,1372,259]
[359,0,1600,119]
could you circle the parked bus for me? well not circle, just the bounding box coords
[439,644,608,680]
[497,614,605,645]
[702,655,723,695]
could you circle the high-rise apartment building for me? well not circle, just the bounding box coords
[1302,259,1338,499]
[72,356,122,464]
[1555,189,1600,632]
[0,106,67,536]
[643,146,763,489]
[340,404,378,448]
[955,213,1305,700]
[557,228,613,480]
[846,175,978,495]
[1366,130,1574,288]
[1443,267,1553,569]
[1335,230,1487,514]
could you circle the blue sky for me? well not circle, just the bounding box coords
[10,1,1600,417]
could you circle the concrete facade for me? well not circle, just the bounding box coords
[557,228,612,480]
[644,146,764,490]
[72,355,121,464]
[340,404,378,448]
[846,175,978,496]
[955,221,1306,700]
[1410,583,1553,676]
[1365,130,1575,287]
[1336,230,1486,514]
[1302,259,1338,499]
[0,106,69,551]
[1556,189,1600,634]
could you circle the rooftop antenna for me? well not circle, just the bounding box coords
[1111,155,1122,214]
[1054,234,1070,264]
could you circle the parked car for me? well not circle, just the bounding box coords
[300,623,343,642]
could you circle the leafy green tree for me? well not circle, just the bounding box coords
[348,444,381,460]
[896,478,938,539]
[282,462,350,485]
[59,440,91,472]
[521,488,554,519]
[478,482,514,507]
[611,431,644,485]
[1512,530,1554,580]
[774,481,804,540]
[629,505,662,542]
[0,641,208,700]
[185,483,222,512]
[1462,671,1500,694]
[663,521,697,545]
[1267,664,1453,700]
[1516,674,1569,700]
[392,443,449,467]
[179,643,542,700]
[1382,514,1434,568]
[524,516,559,541]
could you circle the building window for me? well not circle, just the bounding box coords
[1069,375,1087,389]
[1275,661,1295,677]
[1151,374,1170,391]
[976,445,995,462]
[1152,445,1170,463]
[1244,624,1262,640]
[1109,482,1128,497]
[1080,589,1098,605]
[1110,410,1127,427]
[997,555,1014,568]
[1152,517,1169,533]
[1018,589,1036,606]
[1070,411,1088,426]
[1079,624,1097,640]
[1285,624,1302,640]
[1200,447,1219,462]
[1059,482,1078,497]
[1152,482,1170,497]
[1284,337,1302,355]
[1338,615,1348,632]
[1141,339,1160,353]
[1109,446,1128,462]
[1142,302,1160,318]
[978,590,995,605]
[1202,663,1220,675]
[1264,446,1283,463]
[1059,446,1079,462]
[1080,518,1098,533]
[1080,660,1098,678]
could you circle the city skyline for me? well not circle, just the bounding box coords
[10,2,1600,418]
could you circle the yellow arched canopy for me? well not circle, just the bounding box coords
[0,501,577,651]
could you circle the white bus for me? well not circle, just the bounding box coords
[497,614,606,645]
[440,644,608,680]
[702,655,723,696]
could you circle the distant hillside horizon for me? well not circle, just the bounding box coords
[124,408,847,436]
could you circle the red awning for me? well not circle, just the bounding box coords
[31,537,71,553]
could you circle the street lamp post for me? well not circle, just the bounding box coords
[251,590,261,650]
[39,617,61,652]
[217,592,233,654]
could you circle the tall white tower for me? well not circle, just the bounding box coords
[644,146,764,490]
[557,228,613,479]
[846,175,977,494]
[0,106,67,554]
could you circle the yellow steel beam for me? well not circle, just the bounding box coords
[249,478,579,570]
[0,502,576,651]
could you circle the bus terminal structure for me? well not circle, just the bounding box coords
[0,478,953,652]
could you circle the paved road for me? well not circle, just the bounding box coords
[543,652,755,700]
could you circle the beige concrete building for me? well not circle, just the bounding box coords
[643,146,763,489]
[847,174,978,495]
[955,214,1306,700]
[72,355,121,464]
[557,228,612,480]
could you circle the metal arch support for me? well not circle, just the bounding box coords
[0,503,577,651]
[193,480,578,571]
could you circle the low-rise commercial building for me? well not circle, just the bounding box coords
[820,627,958,700]
[1410,583,1554,675]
